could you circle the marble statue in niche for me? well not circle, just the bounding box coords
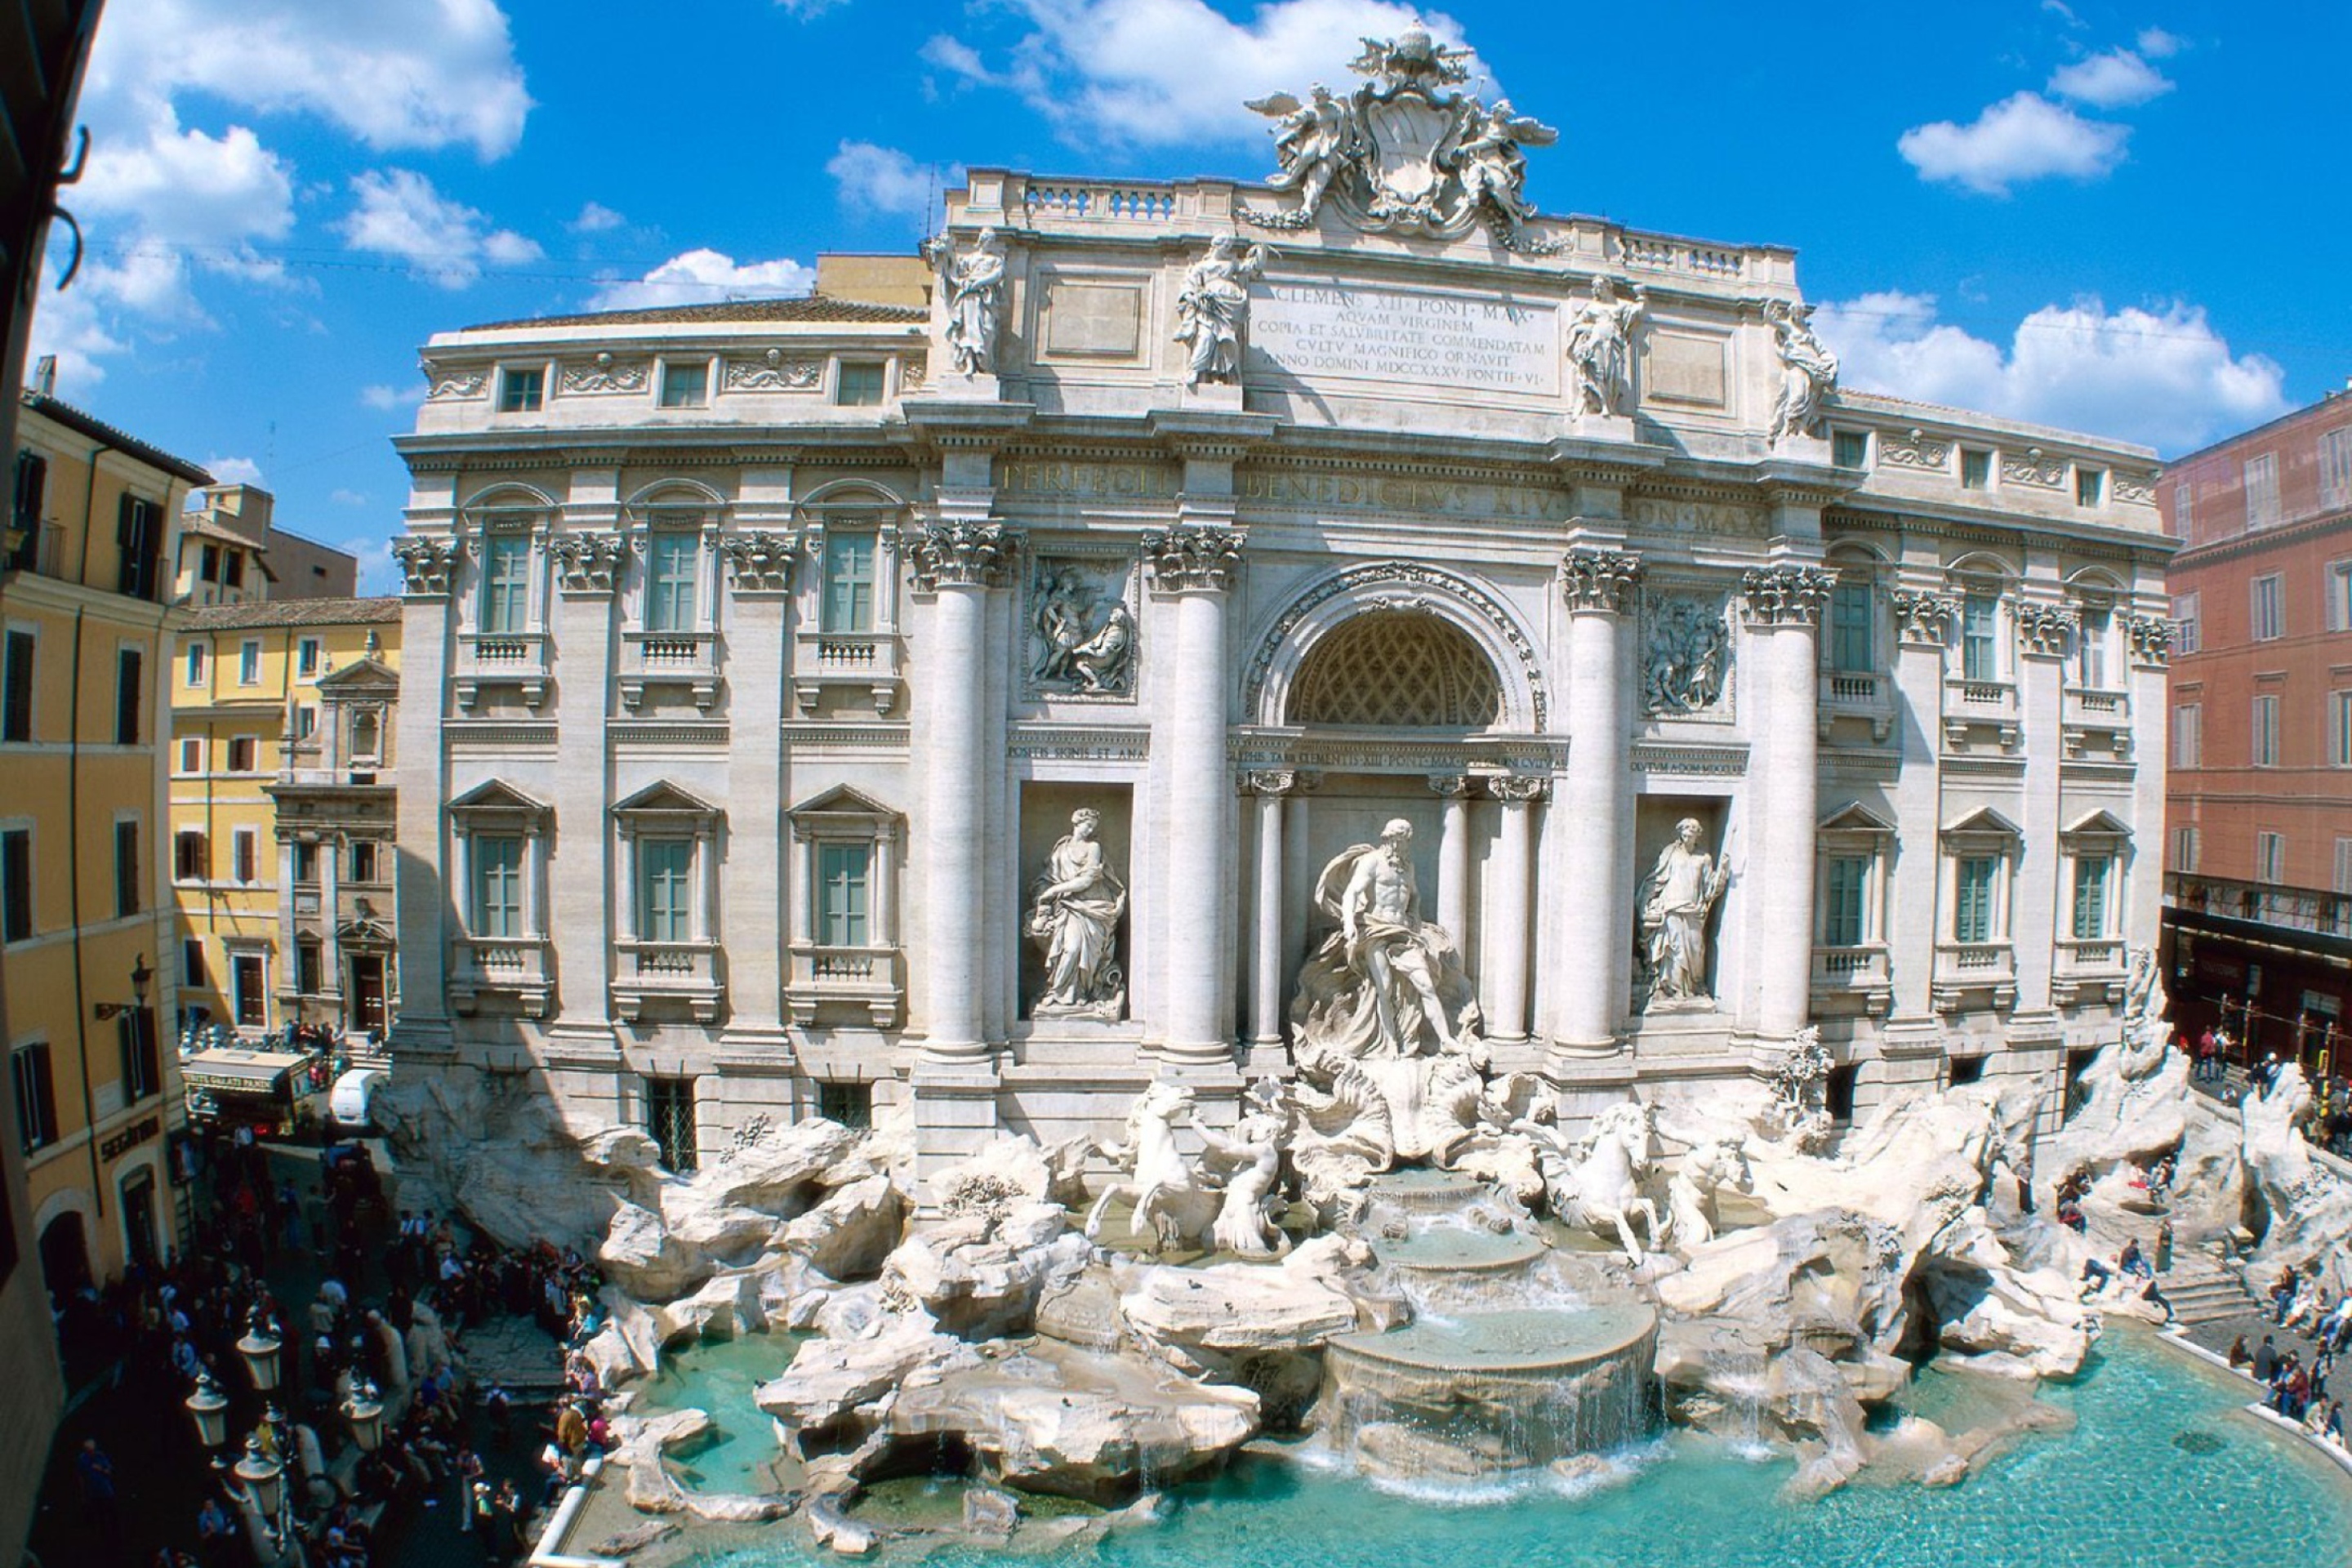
[1027,808,1127,1019]
[1639,817,1728,1011]
[1566,276,1646,416]
[1028,562,1136,696]
[1642,590,1731,716]
[1291,819,1483,1058]
[1174,235,1271,385]
[1766,298,1839,444]
[923,228,1006,377]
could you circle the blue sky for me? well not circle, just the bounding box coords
[29,0,2346,589]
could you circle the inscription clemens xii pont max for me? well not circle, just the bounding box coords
[1248,282,1560,396]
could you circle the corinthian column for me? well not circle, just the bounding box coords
[909,520,1020,1062]
[1146,524,1244,1065]
[1430,775,1471,947]
[1742,561,1833,1039]
[1486,776,1544,1043]
[1245,770,1296,1049]
[1554,546,1641,1054]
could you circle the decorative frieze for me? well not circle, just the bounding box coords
[908,522,1021,590]
[1487,775,1548,804]
[2015,601,2078,658]
[1027,558,1138,697]
[724,350,823,392]
[721,530,800,594]
[2113,471,2158,505]
[391,537,460,595]
[1140,525,1245,594]
[1877,430,1951,470]
[559,354,649,394]
[2000,451,2068,489]
[1890,589,1958,646]
[1006,725,1151,761]
[1740,564,1836,627]
[1628,742,1748,777]
[552,531,627,595]
[421,359,487,401]
[1640,586,1731,718]
[1242,769,1299,797]
[1559,546,1641,613]
[2124,612,2173,666]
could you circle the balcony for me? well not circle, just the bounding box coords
[1817,670,1894,742]
[456,630,550,710]
[619,630,720,712]
[2052,938,2130,1007]
[450,936,553,1018]
[2167,872,2352,940]
[612,940,725,1022]
[1931,941,2017,1013]
[1809,943,1891,1015]
[2060,686,2132,760]
[1940,676,2020,752]
[787,942,903,1027]
[793,630,902,716]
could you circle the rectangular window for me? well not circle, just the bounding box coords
[2075,467,2105,506]
[2173,590,2201,654]
[817,1081,873,1129]
[175,830,208,882]
[2336,837,2352,896]
[2252,574,2283,641]
[835,362,886,407]
[644,532,698,633]
[817,841,872,947]
[2173,480,2195,538]
[2245,452,2282,530]
[118,1009,159,1102]
[228,736,256,772]
[1954,856,1998,944]
[1823,855,1868,947]
[2174,826,2200,874]
[2252,693,2281,767]
[294,706,316,740]
[185,642,207,687]
[497,366,543,412]
[1960,448,1991,490]
[114,648,141,745]
[114,817,139,916]
[1,829,29,942]
[350,840,379,883]
[1831,430,1869,470]
[12,1044,56,1151]
[293,841,318,884]
[223,550,244,590]
[2256,831,2286,884]
[822,532,875,633]
[116,495,162,600]
[237,639,260,685]
[472,835,523,938]
[2071,854,2111,939]
[232,829,256,885]
[2322,427,2352,510]
[176,737,202,774]
[2077,605,2109,688]
[10,451,47,569]
[181,937,206,988]
[2328,562,2352,634]
[2336,691,2352,768]
[647,1076,697,1174]
[658,360,709,408]
[639,840,694,942]
[296,638,321,679]
[1829,581,1872,673]
[2,629,31,742]
[480,532,532,635]
[296,942,322,996]
[2172,703,2202,768]
[1961,595,1999,681]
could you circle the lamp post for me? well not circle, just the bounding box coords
[185,1369,229,1449]
[341,1379,383,1453]
[234,1432,283,1519]
[237,1307,283,1395]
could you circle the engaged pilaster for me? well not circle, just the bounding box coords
[1553,545,1640,1056]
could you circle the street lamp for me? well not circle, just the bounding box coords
[234,1432,284,1519]
[91,954,154,1022]
[341,1379,383,1453]
[185,1369,229,1448]
[237,1307,283,1394]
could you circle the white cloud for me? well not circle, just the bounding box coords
[350,536,403,598]
[1813,290,2287,454]
[586,249,817,312]
[826,141,959,219]
[1897,91,2129,195]
[2048,48,2173,109]
[568,201,626,234]
[359,383,426,411]
[205,456,266,486]
[2136,26,2185,59]
[338,168,541,288]
[776,0,849,15]
[923,0,1486,150]
[329,488,368,507]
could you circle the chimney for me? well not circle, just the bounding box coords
[31,356,56,397]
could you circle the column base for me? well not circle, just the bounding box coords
[911,1054,1005,1187]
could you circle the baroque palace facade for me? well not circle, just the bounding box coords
[388,39,2173,1169]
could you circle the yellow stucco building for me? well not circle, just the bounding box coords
[3,390,207,1288]
[172,595,399,1039]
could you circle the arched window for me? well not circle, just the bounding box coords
[1287,612,1503,728]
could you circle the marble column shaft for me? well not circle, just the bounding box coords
[1247,773,1293,1048]
[921,581,990,1058]
[1744,562,1831,1040]
[1162,586,1232,1059]
[1432,776,1471,950]
[1486,779,1541,1043]
[1554,548,1639,1051]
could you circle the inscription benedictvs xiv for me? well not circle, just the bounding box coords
[1247,282,1559,396]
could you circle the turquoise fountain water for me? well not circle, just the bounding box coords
[679,1327,2352,1567]
[638,1331,811,1495]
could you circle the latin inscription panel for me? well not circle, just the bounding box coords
[1248,282,1560,398]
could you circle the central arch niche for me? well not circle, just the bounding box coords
[1285,611,1503,729]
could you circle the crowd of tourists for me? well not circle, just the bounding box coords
[2228,1264,2352,1447]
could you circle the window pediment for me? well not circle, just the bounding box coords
[1941,804,2021,841]
[1819,801,1895,838]
[787,783,902,837]
[614,780,720,820]
[450,778,550,822]
[2061,808,2132,842]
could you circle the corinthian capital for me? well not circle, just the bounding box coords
[908,521,1020,590]
[391,536,460,597]
[1740,564,1836,627]
[1141,525,1244,594]
[1559,546,1641,614]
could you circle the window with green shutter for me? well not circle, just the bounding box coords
[823,532,875,632]
[473,835,523,937]
[646,532,698,632]
[1954,856,1997,943]
[480,533,532,634]
[1824,856,1868,947]
[640,840,694,942]
[1961,595,1998,681]
[2071,855,2110,940]
[1829,581,1873,673]
[818,841,871,947]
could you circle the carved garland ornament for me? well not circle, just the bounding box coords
[1890,589,1959,645]
[908,521,1020,590]
[390,537,460,595]
[1560,546,1642,613]
[719,531,800,593]
[1488,774,1547,804]
[559,354,648,394]
[1140,526,1245,594]
[2014,601,2078,658]
[724,350,823,392]
[420,359,487,401]
[550,532,627,594]
[1740,564,1837,627]
[2124,612,2173,666]
[1245,561,1548,731]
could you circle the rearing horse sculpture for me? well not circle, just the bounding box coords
[1525,1099,1663,1263]
[1085,1080,1219,1253]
